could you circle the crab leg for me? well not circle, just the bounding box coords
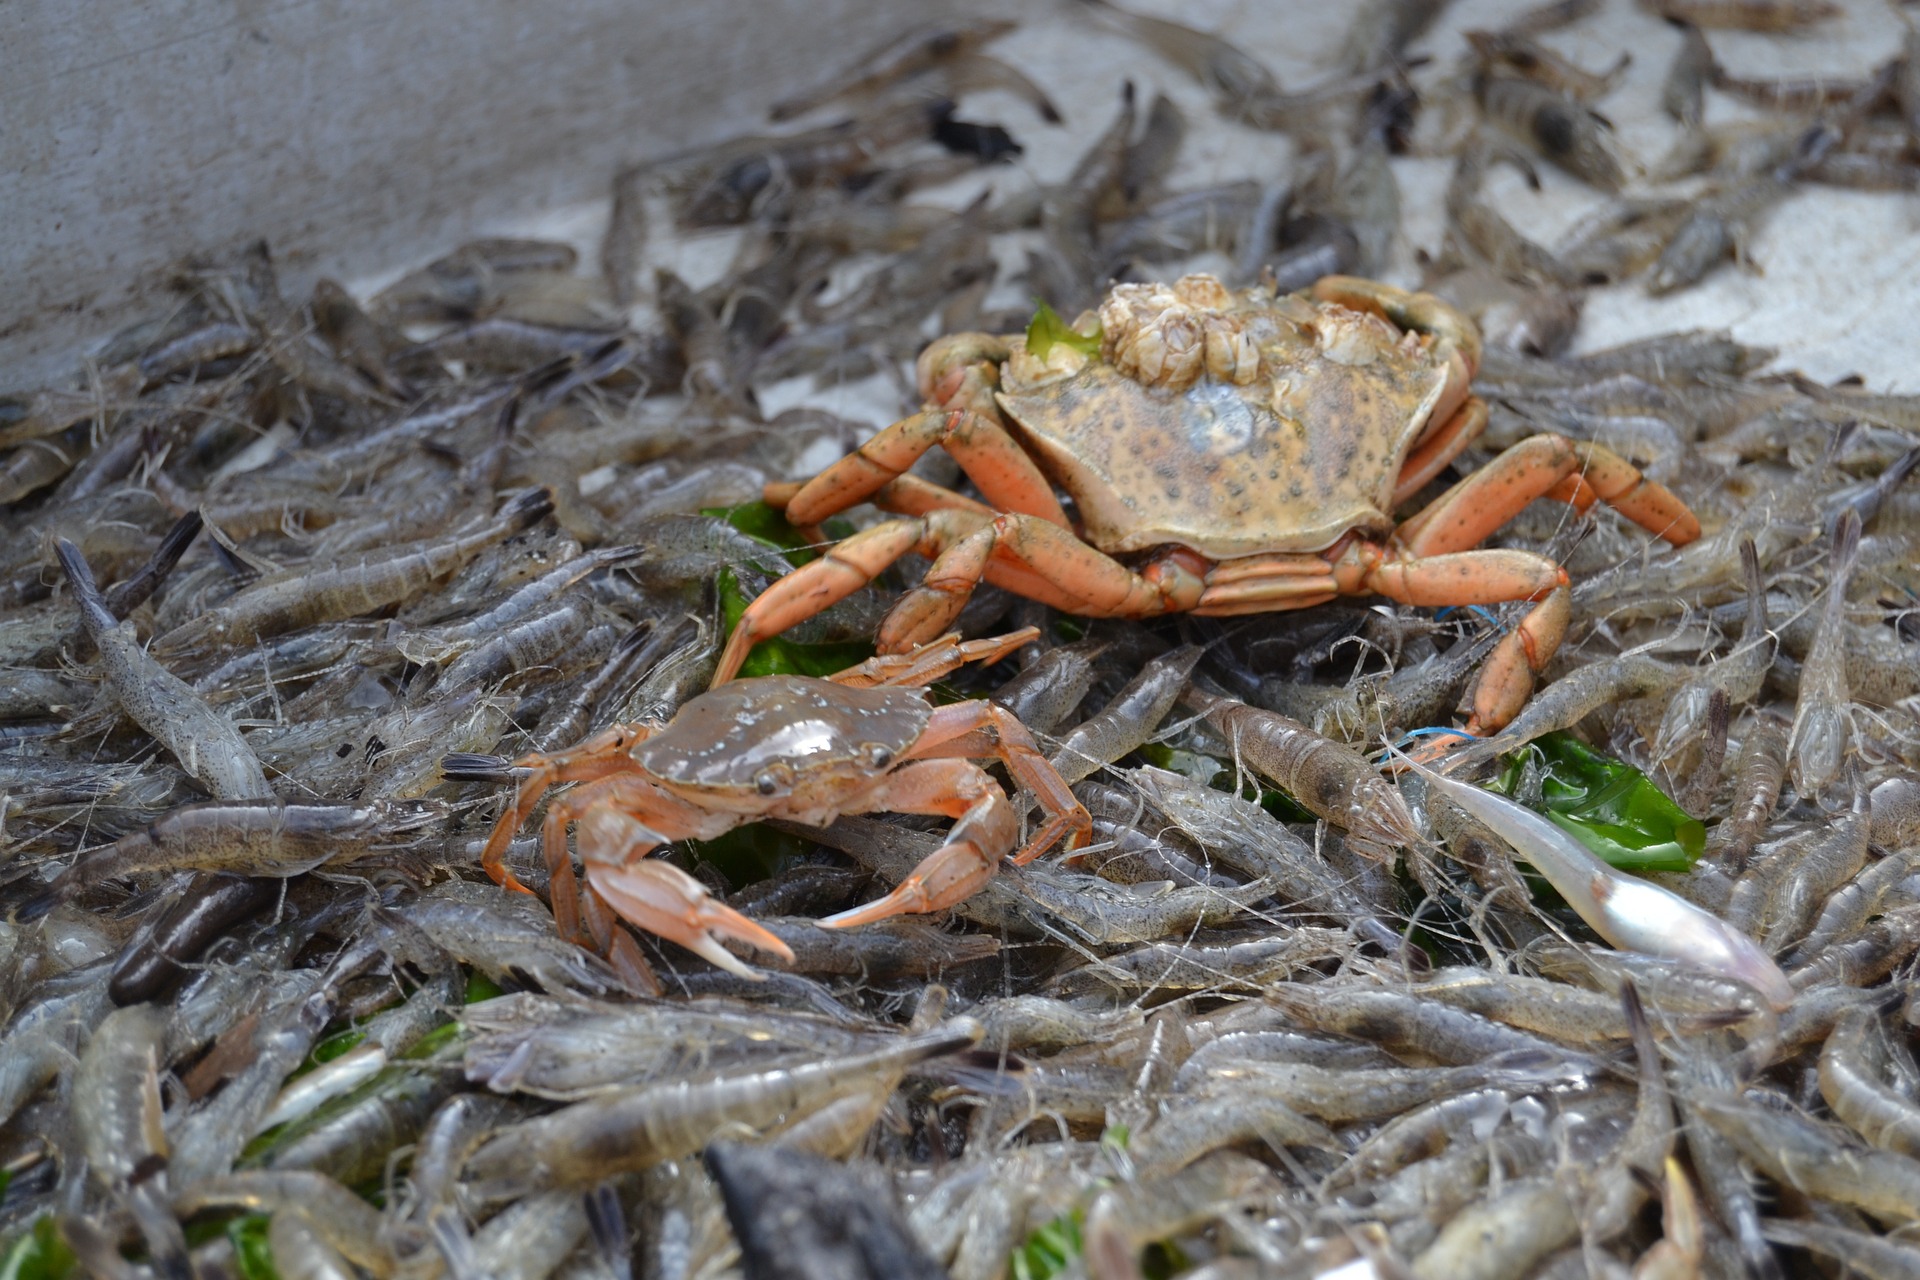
[537,775,707,992]
[1394,433,1700,554]
[818,759,1019,928]
[712,515,953,685]
[576,887,664,997]
[479,722,656,894]
[1359,537,1573,736]
[908,698,1094,864]
[1191,553,1342,615]
[776,407,1068,528]
[869,474,999,519]
[816,701,1095,928]
[763,473,997,524]
[1361,548,1569,607]
[876,512,1210,651]
[714,510,1206,683]
[1392,396,1490,506]
[828,627,1038,689]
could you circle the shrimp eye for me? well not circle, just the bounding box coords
[755,770,782,796]
[866,744,894,770]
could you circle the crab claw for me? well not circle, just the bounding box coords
[585,860,795,979]
[819,839,997,929]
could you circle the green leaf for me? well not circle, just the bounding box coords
[701,502,860,569]
[702,501,816,566]
[683,823,819,893]
[403,1020,465,1061]
[1142,1240,1190,1280]
[311,1028,366,1065]
[1012,1207,1084,1280]
[465,970,506,1004]
[1494,732,1705,873]
[0,1217,74,1280]
[716,568,874,680]
[227,1215,280,1280]
[1024,303,1101,362]
[1134,742,1226,788]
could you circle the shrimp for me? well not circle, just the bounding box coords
[1793,847,1920,960]
[1818,1000,1920,1159]
[1660,21,1713,128]
[1445,143,1581,289]
[259,1064,452,1191]
[1788,907,1920,992]
[1127,766,1393,937]
[1452,654,1688,769]
[1334,1086,1517,1186]
[765,18,1019,121]
[1707,711,1790,870]
[1071,0,1281,115]
[107,873,279,1005]
[1406,966,1729,1045]
[1046,645,1202,784]
[1647,174,1796,296]
[1010,855,1278,945]
[987,641,1101,734]
[1676,1079,1780,1280]
[1465,30,1628,102]
[405,880,641,999]
[1128,1095,1343,1174]
[74,1004,189,1280]
[1689,1090,1920,1224]
[1410,758,1792,1009]
[1259,983,1587,1066]
[395,544,640,664]
[1337,0,1449,75]
[1476,73,1626,192]
[1183,688,1417,848]
[1653,540,1771,773]
[1728,779,1870,951]
[1760,1219,1920,1279]
[1788,508,1862,802]
[151,488,553,656]
[528,620,684,754]
[1046,929,1355,999]
[1175,1053,1589,1128]
[460,1020,982,1198]
[175,1171,394,1279]
[56,539,271,802]
[21,800,442,919]
[0,432,83,505]
[1637,0,1838,31]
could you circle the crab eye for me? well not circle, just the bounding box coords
[866,744,894,770]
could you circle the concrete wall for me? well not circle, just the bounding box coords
[0,0,925,383]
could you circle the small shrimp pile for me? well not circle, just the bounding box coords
[5,1,1920,1277]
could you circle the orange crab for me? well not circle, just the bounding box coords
[478,629,1090,984]
[716,274,1700,736]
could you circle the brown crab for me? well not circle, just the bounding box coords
[716,274,1700,736]
[479,629,1090,984]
